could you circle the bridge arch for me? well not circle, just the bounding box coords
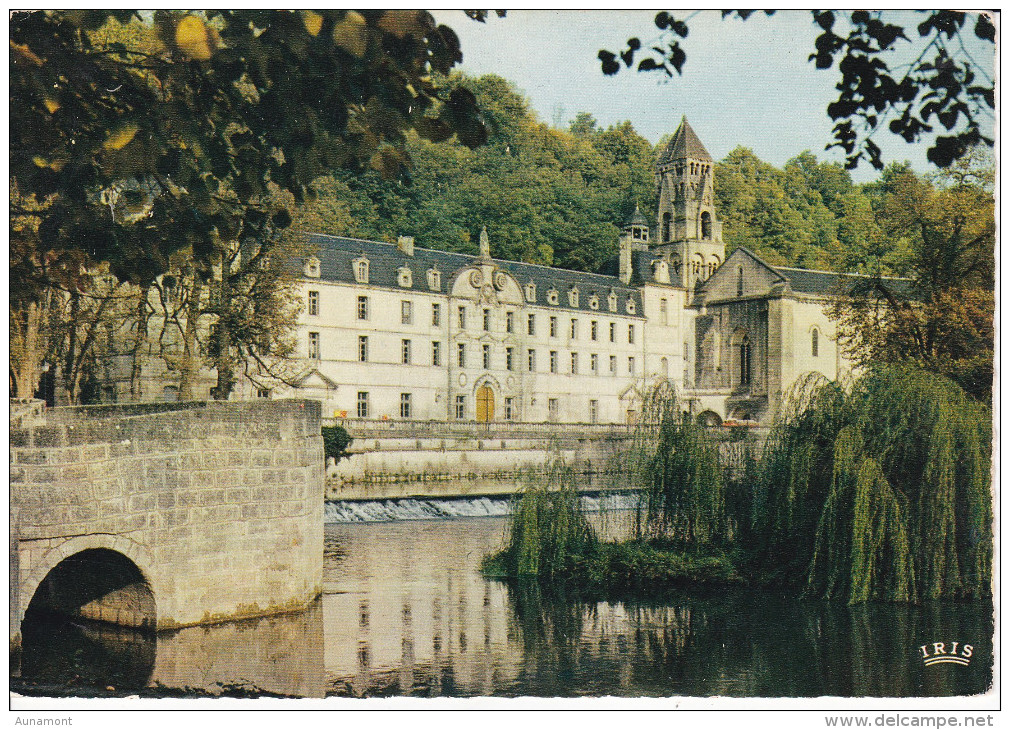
[18,533,158,632]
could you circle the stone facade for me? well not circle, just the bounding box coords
[10,399,324,646]
[87,118,871,428]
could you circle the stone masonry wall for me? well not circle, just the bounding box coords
[10,399,324,644]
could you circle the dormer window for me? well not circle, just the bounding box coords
[304,257,320,278]
[525,282,537,302]
[397,266,412,288]
[589,294,599,311]
[651,260,670,284]
[626,296,636,315]
[608,290,618,312]
[427,268,441,291]
[353,257,369,284]
[547,288,559,306]
[568,286,579,308]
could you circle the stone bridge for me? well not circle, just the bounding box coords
[9,399,323,651]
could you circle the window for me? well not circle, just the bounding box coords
[591,320,598,340]
[547,288,559,305]
[357,295,369,320]
[548,398,559,422]
[570,318,578,339]
[482,343,491,370]
[305,257,321,278]
[427,268,441,291]
[400,393,412,419]
[308,332,320,359]
[432,303,441,327]
[401,300,413,325]
[257,388,271,399]
[506,347,514,371]
[504,397,516,421]
[397,267,412,288]
[737,267,744,297]
[354,259,369,284]
[550,350,558,374]
[661,357,669,378]
[608,291,618,312]
[609,355,617,374]
[401,339,412,365]
[527,349,536,372]
[458,305,467,329]
[357,391,370,418]
[550,316,558,338]
[570,352,578,374]
[454,395,466,420]
[432,341,441,366]
[609,322,616,343]
[591,353,598,373]
[308,290,319,316]
[812,328,819,357]
[628,356,635,375]
[626,298,636,315]
[568,287,579,307]
[483,308,491,331]
[701,211,712,239]
[527,313,536,336]
[525,282,536,302]
[739,334,752,386]
[506,311,514,333]
[628,324,635,344]
[659,298,667,325]
[589,294,599,310]
[457,343,466,368]
[589,399,599,424]
[358,335,368,362]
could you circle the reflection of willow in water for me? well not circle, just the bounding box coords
[499,583,994,697]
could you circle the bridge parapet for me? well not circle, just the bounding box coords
[10,399,323,648]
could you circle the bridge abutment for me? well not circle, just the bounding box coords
[10,400,324,648]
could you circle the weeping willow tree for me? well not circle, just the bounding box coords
[757,366,992,603]
[627,382,733,548]
[490,455,598,580]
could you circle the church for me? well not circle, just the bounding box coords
[280,118,855,426]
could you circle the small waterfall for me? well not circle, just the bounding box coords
[325,493,642,524]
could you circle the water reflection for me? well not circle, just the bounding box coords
[324,517,993,698]
[15,514,993,699]
[18,601,325,697]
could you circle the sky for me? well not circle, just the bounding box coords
[431,10,997,184]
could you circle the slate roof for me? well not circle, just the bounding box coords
[624,205,650,227]
[303,233,646,317]
[776,265,913,297]
[716,247,913,298]
[659,117,713,164]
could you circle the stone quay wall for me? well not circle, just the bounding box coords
[325,420,637,500]
[10,399,324,646]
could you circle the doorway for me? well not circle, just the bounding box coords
[476,385,495,423]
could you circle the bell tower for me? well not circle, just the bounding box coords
[652,116,725,289]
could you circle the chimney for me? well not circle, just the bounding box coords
[619,231,632,285]
[397,235,415,256]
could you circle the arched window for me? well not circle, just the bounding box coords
[731,330,752,388]
[662,212,671,242]
[660,357,669,378]
[701,211,712,239]
[811,328,820,357]
[737,266,744,297]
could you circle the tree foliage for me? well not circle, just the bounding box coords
[10,9,488,304]
[757,367,993,603]
[829,154,995,403]
[600,10,995,170]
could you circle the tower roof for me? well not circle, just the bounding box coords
[624,203,650,228]
[660,116,712,163]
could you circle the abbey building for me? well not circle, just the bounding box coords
[280,118,855,426]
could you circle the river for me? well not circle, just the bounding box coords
[14,499,994,699]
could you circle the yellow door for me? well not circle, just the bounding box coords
[476,385,494,423]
